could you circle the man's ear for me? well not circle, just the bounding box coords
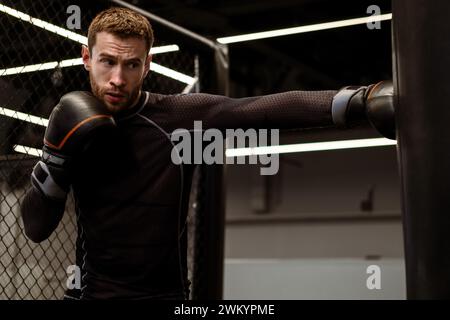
[81,45,91,71]
[143,53,152,77]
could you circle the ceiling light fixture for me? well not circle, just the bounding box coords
[13,145,42,157]
[0,107,48,126]
[217,14,392,44]
[226,137,396,157]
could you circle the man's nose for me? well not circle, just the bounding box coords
[109,66,126,88]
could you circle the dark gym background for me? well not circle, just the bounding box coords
[1,0,401,299]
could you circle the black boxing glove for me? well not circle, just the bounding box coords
[31,91,115,201]
[331,80,396,140]
[365,81,395,140]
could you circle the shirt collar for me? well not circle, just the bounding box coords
[114,91,148,121]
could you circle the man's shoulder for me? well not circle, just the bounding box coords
[143,91,198,108]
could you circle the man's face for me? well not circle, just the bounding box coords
[82,32,151,113]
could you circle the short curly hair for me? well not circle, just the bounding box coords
[88,7,154,54]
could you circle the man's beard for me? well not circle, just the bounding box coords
[89,73,142,113]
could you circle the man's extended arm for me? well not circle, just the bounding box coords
[149,90,336,131]
[147,80,394,138]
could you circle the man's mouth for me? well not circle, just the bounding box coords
[105,92,126,103]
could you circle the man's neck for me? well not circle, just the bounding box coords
[114,90,145,119]
[129,90,142,109]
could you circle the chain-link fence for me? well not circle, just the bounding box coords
[0,0,227,299]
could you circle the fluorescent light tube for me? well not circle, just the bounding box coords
[217,14,392,44]
[13,144,42,157]
[0,107,48,126]
[226,138,396,157]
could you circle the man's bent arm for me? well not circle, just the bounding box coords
[21,187,66,243]
[21,91,115,243]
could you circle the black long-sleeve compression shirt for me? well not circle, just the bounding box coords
[21,89,337,299]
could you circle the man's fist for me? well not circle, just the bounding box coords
[44,91,116,154]
[332,80,396,140]
[365,81,395,140]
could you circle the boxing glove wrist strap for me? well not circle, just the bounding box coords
[31,161,69,201]
[332,86,366,127]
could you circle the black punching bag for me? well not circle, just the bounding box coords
[393,0,450,298]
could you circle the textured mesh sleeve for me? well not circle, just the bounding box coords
[147,90,338,132]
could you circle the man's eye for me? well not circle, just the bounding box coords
[101,59,114,65]
[128,62,139,69]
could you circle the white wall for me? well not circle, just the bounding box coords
[225,221,403,259]
[223,258,406,300]
[222,128,404,298]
